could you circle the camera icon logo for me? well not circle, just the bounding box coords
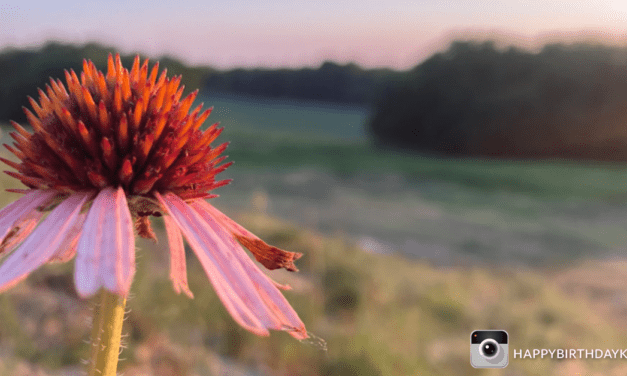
[470,330,509,368]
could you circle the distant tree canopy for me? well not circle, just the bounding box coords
[0,41,401,124]
[203,62,402,105]
[369,41,627,161]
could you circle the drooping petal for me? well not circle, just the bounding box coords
[157,192,270,336]
[157,192,307,339]
[164,215,194,298]
[194,200,302,272]
[0,192,90,293]
[75,186,135,298]
[0,189,58,254]
[191,200,308,339]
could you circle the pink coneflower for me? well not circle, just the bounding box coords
[0,54,307,340]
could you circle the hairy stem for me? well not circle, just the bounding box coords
[88,289,126,376]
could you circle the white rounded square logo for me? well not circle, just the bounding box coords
[470,330,509,368]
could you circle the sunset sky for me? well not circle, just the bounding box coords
[1,0,626,70]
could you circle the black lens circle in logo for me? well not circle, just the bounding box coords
[479,339,499,358]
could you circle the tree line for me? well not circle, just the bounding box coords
[369,41,627,161]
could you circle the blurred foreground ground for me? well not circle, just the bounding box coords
[1,211,627,376]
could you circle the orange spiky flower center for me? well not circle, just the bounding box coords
[2,54,231,216]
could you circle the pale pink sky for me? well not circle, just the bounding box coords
[1,0,627,70]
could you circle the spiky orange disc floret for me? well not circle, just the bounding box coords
[2,53,232,204]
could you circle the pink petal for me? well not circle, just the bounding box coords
[0,192,90,293]
[157,192,307,339]
[191,200,308,339]
[0,190,58,254]
[194,200,302,272]
[74,187,135,298]
[164,215,194,298]
[156,192,268,336]
[48,212,87,263]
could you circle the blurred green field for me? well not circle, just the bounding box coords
[224,135,627,200]
[200,94,627,201]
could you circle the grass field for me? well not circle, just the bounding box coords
[200,94,627,200]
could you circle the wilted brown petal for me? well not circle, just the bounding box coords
[195,200,303,272]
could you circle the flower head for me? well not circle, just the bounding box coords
[0,54,307,339]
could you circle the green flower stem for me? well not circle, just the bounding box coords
[88,289,126,376]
